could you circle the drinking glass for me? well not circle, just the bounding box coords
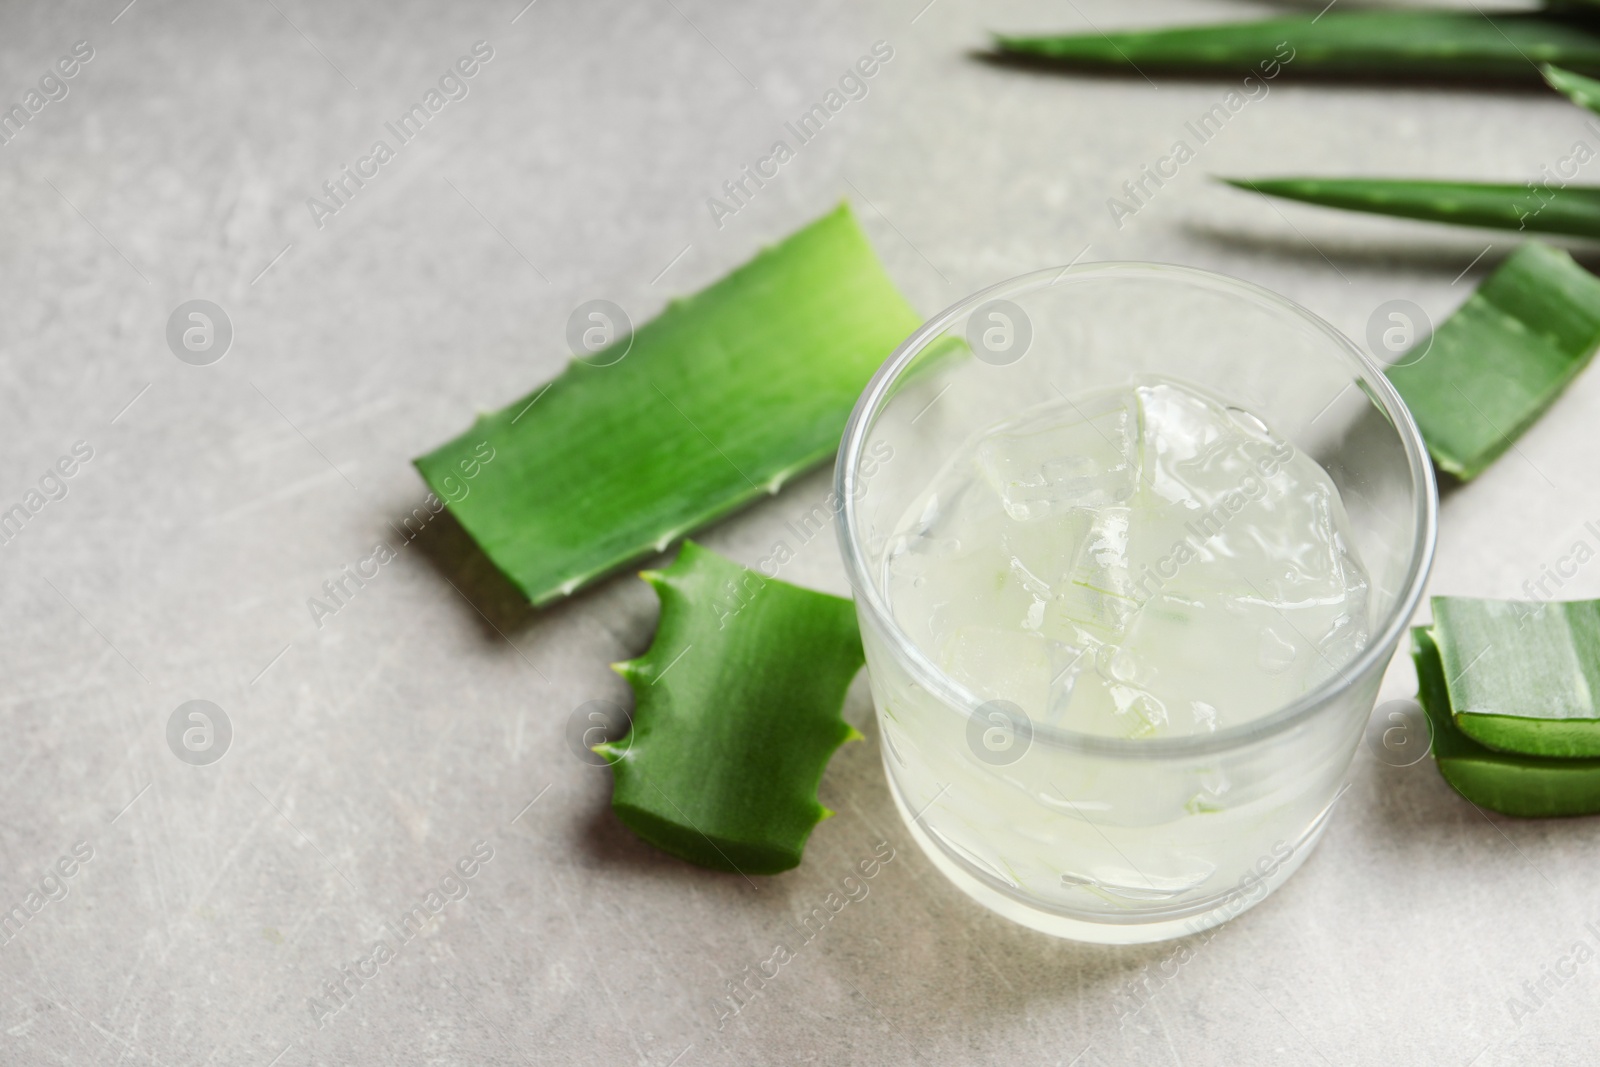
[834,263,1437,943]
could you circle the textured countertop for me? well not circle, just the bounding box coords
[4,0,1599,1064]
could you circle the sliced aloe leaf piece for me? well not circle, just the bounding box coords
[1223,178,1600,241]
[1383,242,1600,479]
[1431,596,1600,756]
[992,12,1600,81]
[1415,626,1600,817]
[414,204,921,607]
[596,542,864,874]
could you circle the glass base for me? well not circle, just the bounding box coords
[886,771,1333,945]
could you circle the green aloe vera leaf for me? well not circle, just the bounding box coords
[595,542,864,875]
[1220,65,1600,238]
[1382,242,1600,480]
[413,204,921,607]
[1432,597,1600,756]
[1415,627,1600,818]
[991,12,1600,81]
[1544,61,1600,111]
[1223,178,1600,240]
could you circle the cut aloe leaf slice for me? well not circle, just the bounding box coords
[1431,596,1600,756]
[414,204,922,606]
[1383,242,1600,480]
[1415,626,1600,817]
[991,12,1600,81]
[596,542,864,875]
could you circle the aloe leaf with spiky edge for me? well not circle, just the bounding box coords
[1415,626,1600,818]
[1383,242,1600,479]
[414,204,922,607]
[595,542,865,874]
[991,12,1600,82]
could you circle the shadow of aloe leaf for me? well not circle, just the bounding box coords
[403,502,535,638]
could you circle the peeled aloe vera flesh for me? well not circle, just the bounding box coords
[992,12,1600,81]
[414,204,921,606]
[1415,627,1600,818]
[596,542,864,874]
[1384,242,1600,480]
[1432,597,1600,757]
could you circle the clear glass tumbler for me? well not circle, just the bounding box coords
[834,263,1437,943]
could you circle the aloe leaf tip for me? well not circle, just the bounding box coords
[1542,62,1600,112]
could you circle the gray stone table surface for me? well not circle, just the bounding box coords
[2,0,1598,1063]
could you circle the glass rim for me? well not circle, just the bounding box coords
[834,260,1439,759]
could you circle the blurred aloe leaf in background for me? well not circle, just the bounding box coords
[1223,67,1600,238]
[993,12,1600,83]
